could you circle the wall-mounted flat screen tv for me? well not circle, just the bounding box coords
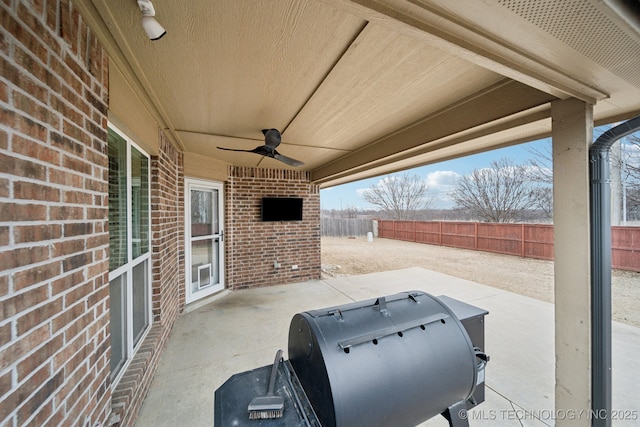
[261,197,303,222]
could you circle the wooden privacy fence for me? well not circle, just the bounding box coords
[377,220,640,273]
[321,217,373,237]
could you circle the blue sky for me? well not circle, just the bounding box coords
[320,124,629,211]
[320,137,553,210]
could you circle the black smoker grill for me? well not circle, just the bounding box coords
[215,291,489,427]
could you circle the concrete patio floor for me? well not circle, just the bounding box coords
[135,267,640,426]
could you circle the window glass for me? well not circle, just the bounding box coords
[191,189,213,237]
[109,274,127,379]
[132,260,149,346]
[108,129,128,271]
[107,125,151,383]
[131,145,149,258]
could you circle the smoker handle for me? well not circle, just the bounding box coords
[474,347,489,370]
[267,349,284,395]
[337,313,449,350]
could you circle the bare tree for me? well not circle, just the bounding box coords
[362,173,433,219]
[452,158,538,222]
[622,135,640,219]
[525,141,553,184]
[525,141,554,218]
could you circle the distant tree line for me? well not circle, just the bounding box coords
[326,133,640,224]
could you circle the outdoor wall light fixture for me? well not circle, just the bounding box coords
[137,0,166,41]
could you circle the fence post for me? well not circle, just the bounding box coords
[521,223,525,258]
[474,223,478,250]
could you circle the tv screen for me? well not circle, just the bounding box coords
[261,197,303,222]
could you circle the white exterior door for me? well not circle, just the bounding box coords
[185,179,224,303]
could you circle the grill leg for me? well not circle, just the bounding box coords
[441,400,470,427]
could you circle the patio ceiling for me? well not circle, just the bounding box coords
[78,0,640,187]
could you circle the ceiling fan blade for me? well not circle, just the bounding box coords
[274,152,304,167]
[218,130,303,167]
[217,146,255,153]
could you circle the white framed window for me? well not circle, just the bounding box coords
[107,124,152,385]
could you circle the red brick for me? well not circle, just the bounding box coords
[17,298,63,336]
[0,80,7,103]
[13,181,60,202]
[61,311,92,347]
[0,226,8,246]
[61,153,92,175]
[12,261,61,291]
[14,224,62,243]
[0,365,52,425]
[0,152,47,181]
[14,45,50,93]
[16,369,63,426]
[0,322,11,348]
[0,324,50,368]
[62,252,91,273]
[50,127,84,155]
[62,189,92,205]
[16,333,63,380]
[50,270,84,296]
[0,275,7,298]
[0,245,49,270]
[48,205,84,221]
[53,356,88,405]
[63,223,92,237]
[51,299,85,334]
[0,130,6,152]
[12,134,61,165]
[63,281,92,308]
[0,202,46,222]
[0,369,11,400]
[22,399,53,427]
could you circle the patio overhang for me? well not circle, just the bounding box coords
[76,0,640,187]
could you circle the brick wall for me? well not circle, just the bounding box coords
[225,167,321,289]
[151,131,184,322]
[109,131,184,427]
[1,1,111,426]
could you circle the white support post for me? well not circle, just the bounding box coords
[551,98,593,426]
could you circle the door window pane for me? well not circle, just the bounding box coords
[191,189,214,237]
[108,129,128,271]
[131,146,149,258]
[132,260,149,346]
[109,274,127,379]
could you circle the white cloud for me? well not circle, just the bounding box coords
[426,170,460,187]
[425,171,460,209]
[355,187,368,197]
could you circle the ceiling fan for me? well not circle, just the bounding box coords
[217,129,304,167]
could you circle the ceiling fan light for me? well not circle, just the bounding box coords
[141,16,166,41]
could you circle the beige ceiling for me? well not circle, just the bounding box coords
[78,0,640,187]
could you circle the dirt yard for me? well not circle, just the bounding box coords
[321,236,640,328]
